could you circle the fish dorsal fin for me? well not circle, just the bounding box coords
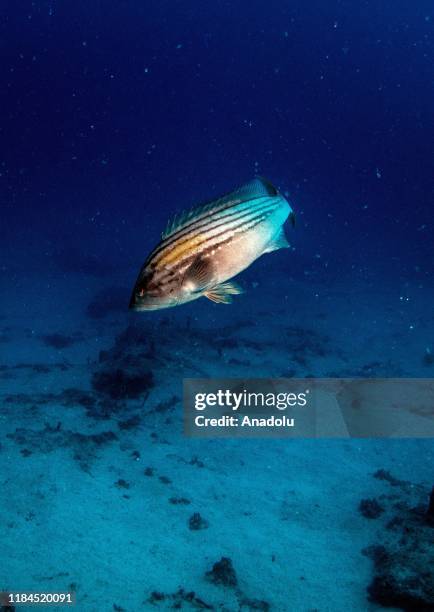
[181,256,214,292]
[162,176,279,240]
[204,281,243,304]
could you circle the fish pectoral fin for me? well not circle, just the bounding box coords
[263,227,290,254]
[182,256,214,292]
[204,281,243,304]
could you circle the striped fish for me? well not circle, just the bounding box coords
[129,177,295,311]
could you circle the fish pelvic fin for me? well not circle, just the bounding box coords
[263,227,290,254]
[204,281,243,304]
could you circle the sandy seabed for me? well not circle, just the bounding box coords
[1,269,433,611]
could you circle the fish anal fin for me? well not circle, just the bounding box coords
[204,281,243,304]
[263,228,290,254]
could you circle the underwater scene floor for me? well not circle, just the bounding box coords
[1,270,433,611]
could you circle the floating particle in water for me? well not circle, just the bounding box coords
[359,498,384,519]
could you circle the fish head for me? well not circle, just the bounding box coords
[129,266,188,311]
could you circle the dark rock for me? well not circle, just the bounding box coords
[228,357,251,366]
[205,557,237,587]
[368,574,434,611]
[88,431,117,445]
[364,485,434,610]
[188,512,209,530]
[153,395,179,413]
[359,498,385,519]
[41,334,76,349]
[87,398,121,420]
[147,588,212,609]
[114,323,150,349]
[169,497,190,505]
[362,545,390,567]
[149,591,165,603]
[423,349,434,366]
[7,426,117,468]
[4,387,96,410]
[61,388,96,409]
[426,486,434,526]
[373,469,406,488]
[115,479,130,489]
[98,350,110,363]
[91,367,153,400]
[33,364,50,373]
[118,414,141,430]
[239,595,270,611]
[189,456,205,468]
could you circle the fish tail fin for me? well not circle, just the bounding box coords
[263,227,290,254]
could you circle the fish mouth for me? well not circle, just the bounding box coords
[128,289,140,310]
[129,291,175,311]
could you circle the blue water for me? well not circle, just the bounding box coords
[1,2,434,611]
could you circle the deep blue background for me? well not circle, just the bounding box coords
[1,0,433,281]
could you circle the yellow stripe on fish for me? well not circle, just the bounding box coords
[155,201,277,267]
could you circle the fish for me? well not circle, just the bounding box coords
[129,176,295,311]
